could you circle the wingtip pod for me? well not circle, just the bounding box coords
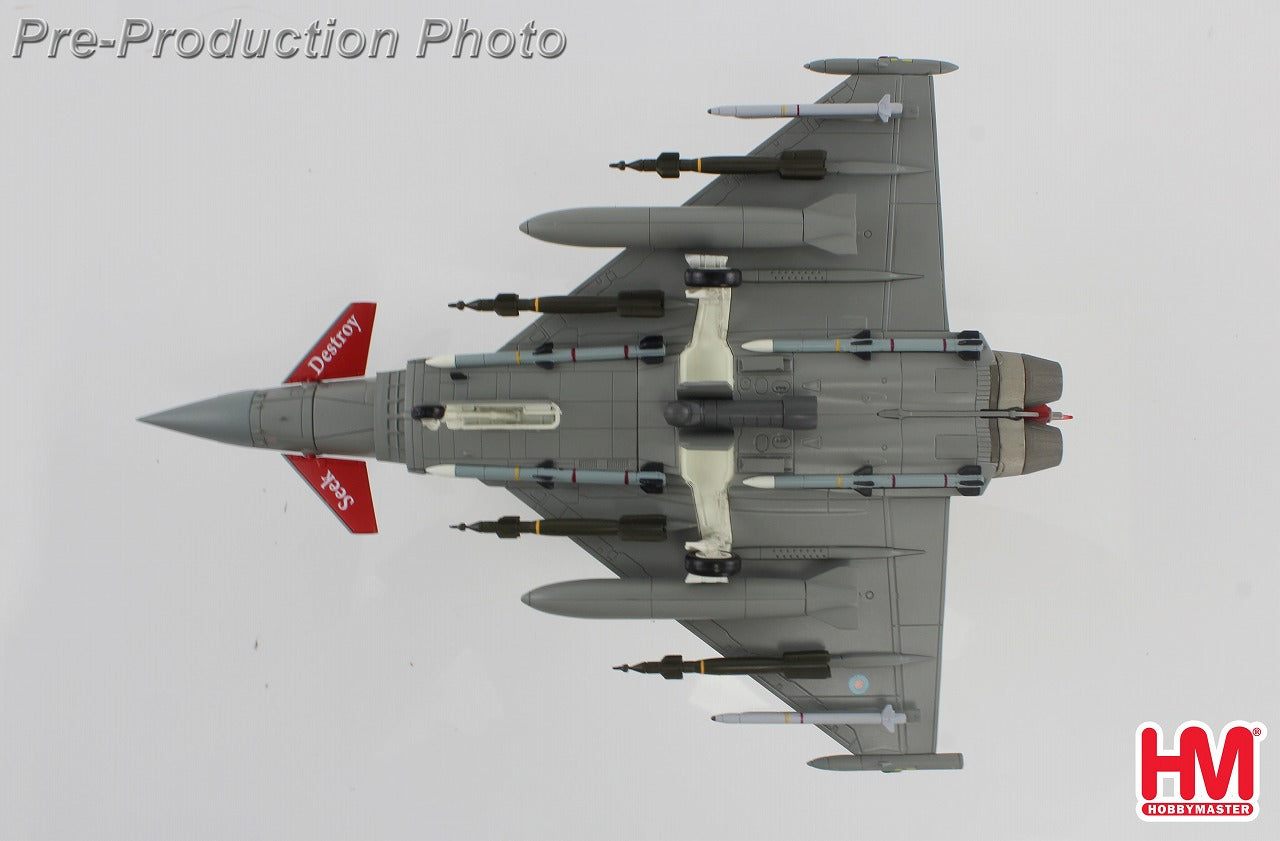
[808,753,965,772]
[804,57,958,76]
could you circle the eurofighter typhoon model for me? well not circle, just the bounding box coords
[142,57,1068,772]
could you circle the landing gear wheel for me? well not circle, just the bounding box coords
[684,552,742,577]
[683,267,742,288]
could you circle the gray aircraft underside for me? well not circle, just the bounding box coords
[142,57,1066,772]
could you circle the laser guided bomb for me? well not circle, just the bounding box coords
[614,650,833,680]
[612,150,928,180]
[449,290,666,318]
[142,56,1068,772]
[451,514,668,541]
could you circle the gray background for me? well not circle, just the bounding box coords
[3,1,1278,838]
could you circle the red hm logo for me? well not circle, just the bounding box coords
[1136,721,1266,822]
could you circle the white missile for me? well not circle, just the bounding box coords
[742,333,984,359]
[424,338,665,369]
[712,704,908,733]
[427,463,666,492]
[708,94,902,123]
[742,469,985,495]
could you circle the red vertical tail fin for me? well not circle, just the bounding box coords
[281,304,379,532]
[283,302,376,383]
[284,455,379,534]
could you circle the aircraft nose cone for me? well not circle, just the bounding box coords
[521,591,534,606]
[518,219,531,235]
[139,390,256,447]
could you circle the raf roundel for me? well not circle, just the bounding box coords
[848,674,870,695]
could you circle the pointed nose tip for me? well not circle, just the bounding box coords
[139,390,257,447]
[520,591,533,606]
[518,220,530,234]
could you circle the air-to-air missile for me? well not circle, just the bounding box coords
[522,570,858,627]
[427,462,666,493]
[614,650,831,680]
[449,289,665,318]
[743,465,986,496]
[611,150,927,180]
[519,195,860,255]
[743,330,986,361]
[451,514,667,541]
[424,336,665,370]
[712,704,908,734]
[708,93,902,122]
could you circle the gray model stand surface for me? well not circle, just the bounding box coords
[142,57,1067,772]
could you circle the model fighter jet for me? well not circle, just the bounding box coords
[142,56,1067,773]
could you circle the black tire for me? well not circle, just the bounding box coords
[684,553,742,577]
[411,404,446,421]
[684,267,742,288]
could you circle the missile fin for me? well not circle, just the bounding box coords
[655,151,681,178]
[533,342,555,370]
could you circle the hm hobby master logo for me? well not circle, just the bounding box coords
[1136,721,1266,822]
